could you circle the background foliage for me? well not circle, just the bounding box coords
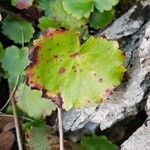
[0,0,124,149]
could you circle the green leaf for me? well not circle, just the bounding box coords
[49,0,87,30]
[25,126,58,150]
[15,84,56,119]
[0,42,4,62]
[11,0,34,9]
[37,0,51,11]
[80,135,118,150]
[38,17,59,30]
[62,0,94,19]
[93,0,119,12]
[8,75,25,91]
[2,46,29,76]
[89,9,115,29]
[2,16,34,44]
[26,30,126,110]
[25,125,82,150]
[23,120,45,131]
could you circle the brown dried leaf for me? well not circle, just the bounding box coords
[0,131,15,150]
[0,116,15,132]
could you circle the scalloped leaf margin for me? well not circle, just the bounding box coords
[26,29,126,110]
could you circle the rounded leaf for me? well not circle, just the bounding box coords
[16,84,56,119]
[38,17,60,31]
[25,126,82,150]
[62,0,94,19]
[2,16,34,44]
[93,0,119,12]
[25,126,57,150]
[2,46,29,76]
[89,9,115,29]
[26,29,126,110]
[49,0,87,30]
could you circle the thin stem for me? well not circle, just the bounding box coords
[57,107,64,150]
[0,76,19,112]
[0,113,33,122]
[11,96,23,150]
[0,76,23,150]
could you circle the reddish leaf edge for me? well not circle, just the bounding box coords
[26,28,126,109]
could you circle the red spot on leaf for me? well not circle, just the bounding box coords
[105,89,113,96]
[42,29,66,38]
[72,65,76,70]
[99,98,104,103]
[59,67,65,75]
[99,78,103,82]
[56,43,59,46]
[53,55,59,59]
[70,52,80,59]
[25,131,31,140]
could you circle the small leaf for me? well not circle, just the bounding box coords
[25,126,58,150]
[25,125,82,150]
[11,0,34,9]
[2,46,29,76]
[26,29,126,110]
[93,0,119,12]
[80,135,118,150]
[37,0,51,11]
[23,120,45,131]
[2,16,34,44]
[89,9,115,29]
[62,0,94,19]
[15,84,56,119]
[49,0,87,30]
[38,17,60,30]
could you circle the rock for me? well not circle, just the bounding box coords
[97,0,150,39]
[139,22,150,118]
[139,22,150,92]
[121,122,150,150]
[63,107,97,132]
[63,21,150,132]
[66,130,82,143]
[145,96,150,116]
[83,122,99,135]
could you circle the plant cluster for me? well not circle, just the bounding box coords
[0,0,126,149]
[37,0,117,31]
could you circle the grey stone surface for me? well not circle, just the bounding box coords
[139,22,150,118]
[97,0,150,40]
[99,7,143,39]
[121,122,150,150]
[139,22,150,90]
[63,21,150,132]
[146,96,150,116]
